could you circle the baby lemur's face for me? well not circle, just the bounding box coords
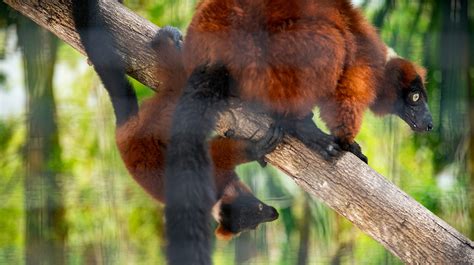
[212,189,279,240]
[218,193,279,234]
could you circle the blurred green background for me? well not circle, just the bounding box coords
[0,0,472,264]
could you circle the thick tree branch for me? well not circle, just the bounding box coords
[5,0,474,263]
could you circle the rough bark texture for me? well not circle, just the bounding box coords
[5,0,474,263]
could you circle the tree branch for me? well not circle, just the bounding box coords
[5,0,473,263]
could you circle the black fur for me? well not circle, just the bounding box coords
[279,114,343,161]
[72,0,138,126]
[219,194,279,233]
[165,64,231,265]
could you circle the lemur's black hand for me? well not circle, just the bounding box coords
[281,115,342,161]
[337,140,368,164]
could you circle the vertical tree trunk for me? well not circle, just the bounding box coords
[372,0,395,28]
[17,16,66,265]
[467,0,474,240]
[440,0,471,238]
[296,199,310,265]
[439,0,470,159]
[469,53,474,240]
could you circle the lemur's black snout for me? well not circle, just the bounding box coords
[422,113,434,132]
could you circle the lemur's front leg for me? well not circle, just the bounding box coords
[319,97,368,163]
[318,66,375,163]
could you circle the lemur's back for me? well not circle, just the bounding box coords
[184,0,356,116]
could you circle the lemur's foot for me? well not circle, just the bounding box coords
[337,140,368,164]
[151,26,183,51]
[246,124,284,167]
[225,124,283,167]
[281,115,342,161]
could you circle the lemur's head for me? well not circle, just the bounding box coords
[372,56,433,132]
[212,181,278,240]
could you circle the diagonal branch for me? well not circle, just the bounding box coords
[5,0,474,263]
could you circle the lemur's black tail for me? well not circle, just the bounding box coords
[72,0,138,126]
[165,63,231,265]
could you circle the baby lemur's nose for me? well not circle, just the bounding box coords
[426,122,433,131]
[270,207,279,219]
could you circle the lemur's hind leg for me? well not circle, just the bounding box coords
[280,113,342,161]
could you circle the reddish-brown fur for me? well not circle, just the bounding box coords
[370,58,427,116]
[114,36,257,212]
[110,0,428,246]
[183,0,425,145]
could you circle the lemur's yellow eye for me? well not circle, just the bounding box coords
[411,93,420,102]
[258,203,263,211]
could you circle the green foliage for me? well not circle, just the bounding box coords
[123,0,197,29]
[0,119,25,265]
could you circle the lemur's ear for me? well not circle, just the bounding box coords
[215,225,234,241]
[415,65,427,82]
[386,57,426,88]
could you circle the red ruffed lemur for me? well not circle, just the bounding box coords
[72,1,280,240]
[163,0,434,264]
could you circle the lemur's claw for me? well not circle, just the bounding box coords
[257,159,268,168]
[338,140,368,164]
[224,129,235,138]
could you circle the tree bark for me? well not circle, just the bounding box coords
[5,0,474,263]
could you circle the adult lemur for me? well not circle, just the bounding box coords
[73,0,432,264]
[72,0,280,241]
[164,0,433,264]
